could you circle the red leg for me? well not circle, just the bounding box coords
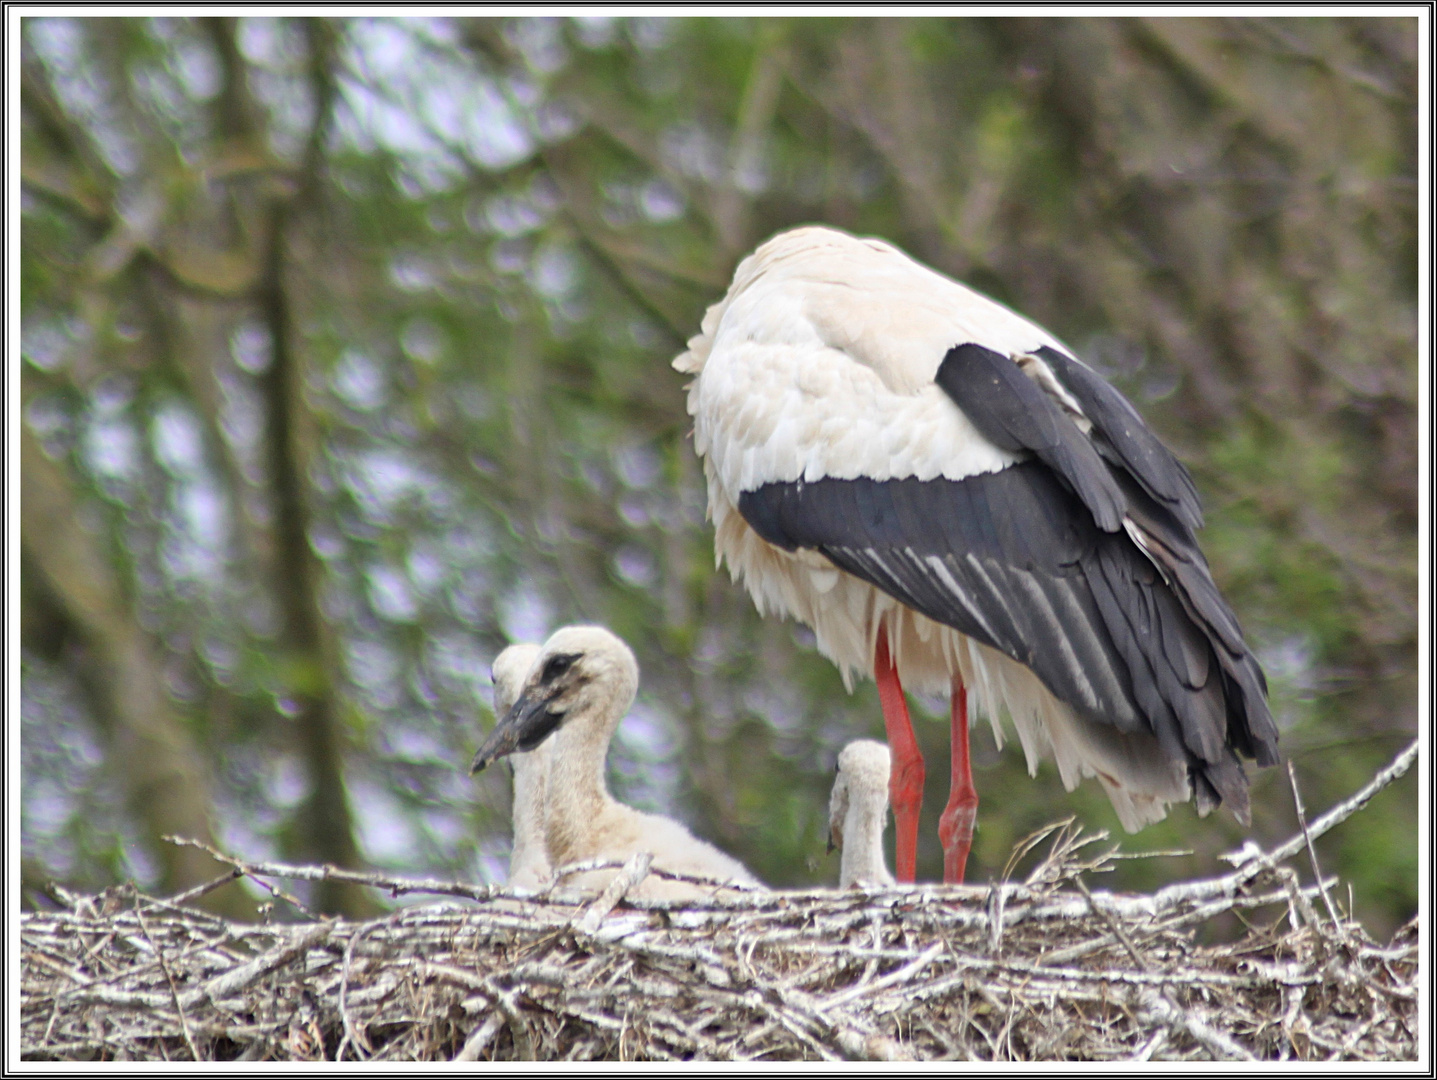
[938,678,978,884]
[875,625,924,883]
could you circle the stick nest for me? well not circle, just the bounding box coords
[21,813,1418,1063]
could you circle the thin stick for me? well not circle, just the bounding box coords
[132,905,202,1062]
[337,924,376,1061]
[454,1011,505,1062]
[822,942,944,1009]
[575,852,653,935]
[1075,878,1149,972]
[162,869,245,909]
[1287,760,1344,935]
[1277,740,1417,854]
[496,989,535,1061]
[551,855,766,892]
[1156,739,1419,909]
[163,836,496,907]
[162,838,317,917]
[1140,989,1256,1062]
[186,921,336,1007]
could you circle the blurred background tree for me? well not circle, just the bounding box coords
[19,15,1418,933]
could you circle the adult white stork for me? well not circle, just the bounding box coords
[674,225,1279,885]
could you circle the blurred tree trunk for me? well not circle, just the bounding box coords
[255,177,379,918]
[21,419,252,919]
[194,17,376,916]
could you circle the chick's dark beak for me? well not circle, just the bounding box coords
[469,689,563,774]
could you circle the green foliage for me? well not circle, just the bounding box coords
[1205,418,1352,654]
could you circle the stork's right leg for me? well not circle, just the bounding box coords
[874,625,924,883]
[938,679,977,884]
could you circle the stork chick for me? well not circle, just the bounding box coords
[472,626,763,901]
[490,643,551,891]
[829,740,897,888]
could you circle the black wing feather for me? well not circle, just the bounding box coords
[935,344,1127,531]
[741,467,1148,730]
[738,465,1275,817]
[1033,345,1204,530]
[936,338,1276,791]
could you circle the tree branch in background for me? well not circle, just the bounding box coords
[713,23,787,256]
[19,48,114,220]
[240,16,378,918]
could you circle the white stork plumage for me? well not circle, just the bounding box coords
[675,225,1279,885]
[471,626,764,900]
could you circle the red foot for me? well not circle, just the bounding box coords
[875,625,924,884]
[938,680,977,884]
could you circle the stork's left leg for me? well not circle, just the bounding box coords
[938,678,978,884]
[874,625,924,884]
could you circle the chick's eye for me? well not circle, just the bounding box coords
[542,653,577,683]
